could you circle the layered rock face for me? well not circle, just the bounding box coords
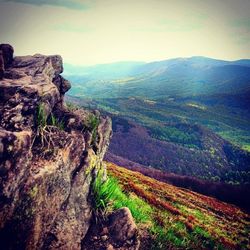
[0,45,112,249]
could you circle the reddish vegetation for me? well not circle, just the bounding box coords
[184,221,194,231]
[106,153,250,212]
[220,237,238,249]
[125,180,180,215]
[107,162,250,250]
[187,215,195,222]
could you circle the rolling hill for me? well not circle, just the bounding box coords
[66,96,250,185]
[65,55,250,192]
[104,162,250,250]
[64,56,250,249]
[64,57,250,98]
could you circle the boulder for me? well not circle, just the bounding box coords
[0,44,14,68]
[0,50,4,79]
[82,207,140,250]
[108,207,140,249]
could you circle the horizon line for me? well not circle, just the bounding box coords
[63,55,250,67]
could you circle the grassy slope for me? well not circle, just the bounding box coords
[106,162,250,250]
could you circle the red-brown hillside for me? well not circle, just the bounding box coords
[107,162,250,249]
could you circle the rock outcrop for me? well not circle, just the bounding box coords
[0,45,112,249]
[0,50,4,79]
[108,207,138,248]
[0,44,14,69]
[82,208,140,250]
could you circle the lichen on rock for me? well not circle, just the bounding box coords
[0,44,112,249]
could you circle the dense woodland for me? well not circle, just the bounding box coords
[67,96,250,185]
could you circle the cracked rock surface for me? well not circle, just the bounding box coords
[0,44,112,250]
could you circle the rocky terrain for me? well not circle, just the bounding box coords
[82,207,140,250]
[0,44,139,250]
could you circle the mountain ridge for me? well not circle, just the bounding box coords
[64,56,250,99]
[64,56,250,70]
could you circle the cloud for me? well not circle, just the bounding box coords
[52,23,93,33]
[132,15,206,33]
[231,18,250,31]
[230,18,250,45]
[1,0,249,64]
[3,0,90,10]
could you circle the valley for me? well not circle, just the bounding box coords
[66,95,250,185]
[45,38,248,250]
[2,0,250,249]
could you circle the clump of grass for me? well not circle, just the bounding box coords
[37,103,64,130]
[92,171,119,218]
[37,103,47,128]
[49,113,64,130]
[86,113,100,145]
[92,171,153,223]
[33,103,64,151]
[66,102,79,111]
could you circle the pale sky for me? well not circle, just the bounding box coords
[0,0,250,65]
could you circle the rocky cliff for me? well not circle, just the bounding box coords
[0,44,112,249]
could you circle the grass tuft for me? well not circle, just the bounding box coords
[32,104,65,152]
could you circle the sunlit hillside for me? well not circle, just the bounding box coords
[106,162,250,249]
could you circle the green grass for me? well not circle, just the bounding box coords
[106,163,250,249]
[92,170,228,249]
[49,114,64,130]
[92,171,153,223]
[86,113,100,145]
[37,103,47,128]
[37,103,64,130]
[92,172,118,211]
[33,104,65,152]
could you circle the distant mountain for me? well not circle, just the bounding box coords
[65,56,250,186]
[132,57,250,75]
[64,56,250,98]
[63,61,144,78]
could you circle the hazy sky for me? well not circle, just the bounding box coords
[0,0,250,65]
